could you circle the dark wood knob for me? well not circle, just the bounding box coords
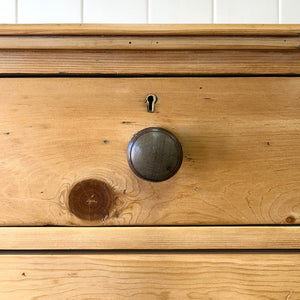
[127,127,183,182]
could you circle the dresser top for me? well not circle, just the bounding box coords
[0,24,299,36]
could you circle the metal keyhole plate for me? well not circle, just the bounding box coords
[145,94,158,113]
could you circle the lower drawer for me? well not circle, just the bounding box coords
[1,252,299,299]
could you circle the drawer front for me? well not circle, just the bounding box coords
[0,77,299,225]
[0,252,299,299]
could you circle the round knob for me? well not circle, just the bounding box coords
[127,127,183,182]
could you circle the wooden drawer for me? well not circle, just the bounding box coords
[1,252,300,299]
[0,77,299,226]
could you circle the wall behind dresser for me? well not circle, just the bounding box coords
[0,0,299,24]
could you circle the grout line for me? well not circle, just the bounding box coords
[15,0,18,24]
[213,0,217,24]
[81,0,84,23]
[278,0,281,24]
[212,0,214,24]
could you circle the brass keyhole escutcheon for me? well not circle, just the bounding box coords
[127,127,183,182]
[145,94,158,113]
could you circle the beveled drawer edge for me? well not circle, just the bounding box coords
[0,24,299,36]
[0,226,299,250]
[0,36,299,50]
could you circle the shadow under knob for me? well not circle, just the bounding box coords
[127,127,183,182]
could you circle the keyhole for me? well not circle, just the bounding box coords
[145,94,158,113]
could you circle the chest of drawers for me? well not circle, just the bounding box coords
[0,24,299,299]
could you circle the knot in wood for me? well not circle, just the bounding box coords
[68,179,114,221]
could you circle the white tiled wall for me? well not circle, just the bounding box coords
[149,0,213,24]
[0,0,299,24]
[84,0,147,23]
[214,0,278,24]
[18,0,81,23]
[0,0,16,23]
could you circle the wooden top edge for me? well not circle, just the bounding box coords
[0,24,299,36]
[1,226,300,250]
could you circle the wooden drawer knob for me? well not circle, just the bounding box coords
[127,127,183,182]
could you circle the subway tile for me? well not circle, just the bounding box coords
[280,0,300,23]
[214,0,278,24]
[18,0,81,23]
[83,0,147,23]
[0,0,16,23]
[149,0,212,23]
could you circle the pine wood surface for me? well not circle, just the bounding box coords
[0,50,299,75]
[0,24,299,36]
[0,226,299,250]
[0,77,299,226]
[0,49,299,75]
[0,252,299,299]
[0,25,299,75]
[0,36,299,50]
[0,25,299,297]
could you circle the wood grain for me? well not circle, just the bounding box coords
[0,252,299,299]
[0,77,299,226]
[0,24,299,36]
[0,50,299,75]
[0,227,300,250]
[0,36,299,50]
